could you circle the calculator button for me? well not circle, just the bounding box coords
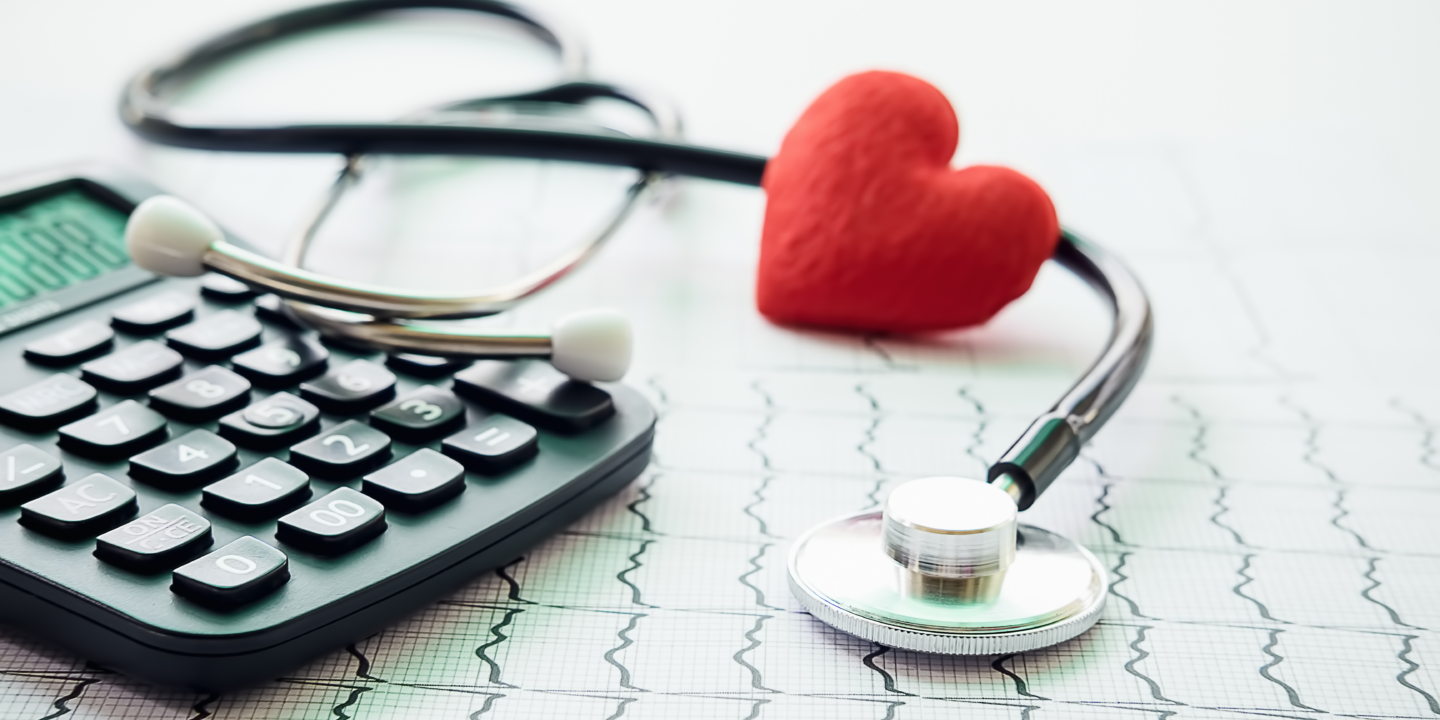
[80,340,184,393]
[386,353,472,378]
[58,400,167,459]
[254,294,301,328]
[232,336,328,388]
[199,273,257,302]
[288,420,392,479]
[202,458,310,520]
[172,536,290,609]
[300,359,397,413]
[369,386,465,442]
[453,359,614,433]
[0,374,97,430]
[19,473,137,538]
[218,393,320,451]
[111,292,195,333]
[129,429,238,489]
[165,310,262,359]
[362,449,465,512]
[0,444,63,503]
[148,366,251,422]
[277,487,386,555]
[95,503,212,573]
[23,321,114,365]
[441,415,538,474]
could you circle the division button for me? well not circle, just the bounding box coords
[386,353,472,378]
[217,393,320,451]
[231,336,328,388]
[58,400,167,459]
[95,503,212,573]
[453,359,614,433]
[129,429,238,489]
[368,386,465,443]
[172,536,290,609]
[362,449,465,512]
[80,340,184,393]
[0,444,63,503]
[0,374,97,430]
[23,320,114,365]
[288,420,392,480]
[165,310,262,359]
[440,414,538,474]
[19,473,137,538]
[201,458,310,520]
[276,487,386,555]
[199,273,257,302]
[300,359,397,414]
[148,366,251,422]
[111,292,195,333]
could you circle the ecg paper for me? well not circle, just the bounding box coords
[4,132,1440,720]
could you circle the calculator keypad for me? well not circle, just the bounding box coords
[289,420,392,479]
[232,336,328,388]
[111,292,195,333]
[148,366,251,422]
[218,393,320,450]
[95,503,212,573]
[0,373,97,429]
[441,414,539,474]
[172,536,289,608]
[199,273,256,303]
[23,320,114,365]
[129,429,238,489]
[58,400,167,459]
[0,444,63,503]
[277,487,386,555]
[454,359,614,432]
[165,310,262,359]
[201,458,310,520]
[369,385,465,442]
[81,339,184,393]
[20,473,137,538]
[361,449,465,512]
[300,359,396,413]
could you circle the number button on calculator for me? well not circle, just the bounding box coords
[289,420,391,479]
[172,536,289,609]
[20,473,137,538]
[0,374,97,430]
[301,359,396,413]
[202,458,310,520]
[0,444,63,503]
[81,339,184,393]
[277,487,386,555]
[165,310,262,359]
[218,393,320,450]
[362,449,465,512]
[441,414,538,474]
[111,292,195,333]
[199,273,257,303]
[23,320,114,365]
[369,386,465,442]
[232,336,328,388]
[148,366,251,422]
[129,429,238,488]
[386,353,471,378]
[95,503,212,573]
[59,400,167,459]
[454,359,614,432]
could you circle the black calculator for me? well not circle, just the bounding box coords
[0,166,655,691]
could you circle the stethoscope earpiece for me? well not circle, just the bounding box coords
[125,195,633,383]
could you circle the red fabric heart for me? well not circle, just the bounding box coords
[757,71,1059,333]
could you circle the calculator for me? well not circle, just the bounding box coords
[0,166,656,691]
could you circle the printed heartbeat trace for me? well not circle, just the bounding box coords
[4,136,1440,718]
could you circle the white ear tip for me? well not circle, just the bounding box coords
[125,195,222,277]
[550,308,632,382]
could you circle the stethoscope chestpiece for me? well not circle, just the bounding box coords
[787,476,1107,655]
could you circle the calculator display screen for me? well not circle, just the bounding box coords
[0,189,131,310]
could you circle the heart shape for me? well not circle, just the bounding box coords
[758,71,1059,333]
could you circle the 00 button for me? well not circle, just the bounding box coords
[276,487,386,555]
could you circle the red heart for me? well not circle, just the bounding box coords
[758,71,1059,333]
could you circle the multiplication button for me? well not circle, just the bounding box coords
[58,400,167,459]
[0,444,62,503]
[362,449,465,512]
[173,536,290,609]
[202,458,310,520]
[0,374,97,430]
[19,473,137,538]
[129,429,238,489]
[95,503,212,572]
[277,487,386,555]
[441,415,538,474]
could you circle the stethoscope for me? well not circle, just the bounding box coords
[118,0,1153,655]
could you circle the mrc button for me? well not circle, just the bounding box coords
[0,374,98,430]
[95,503,213,573]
